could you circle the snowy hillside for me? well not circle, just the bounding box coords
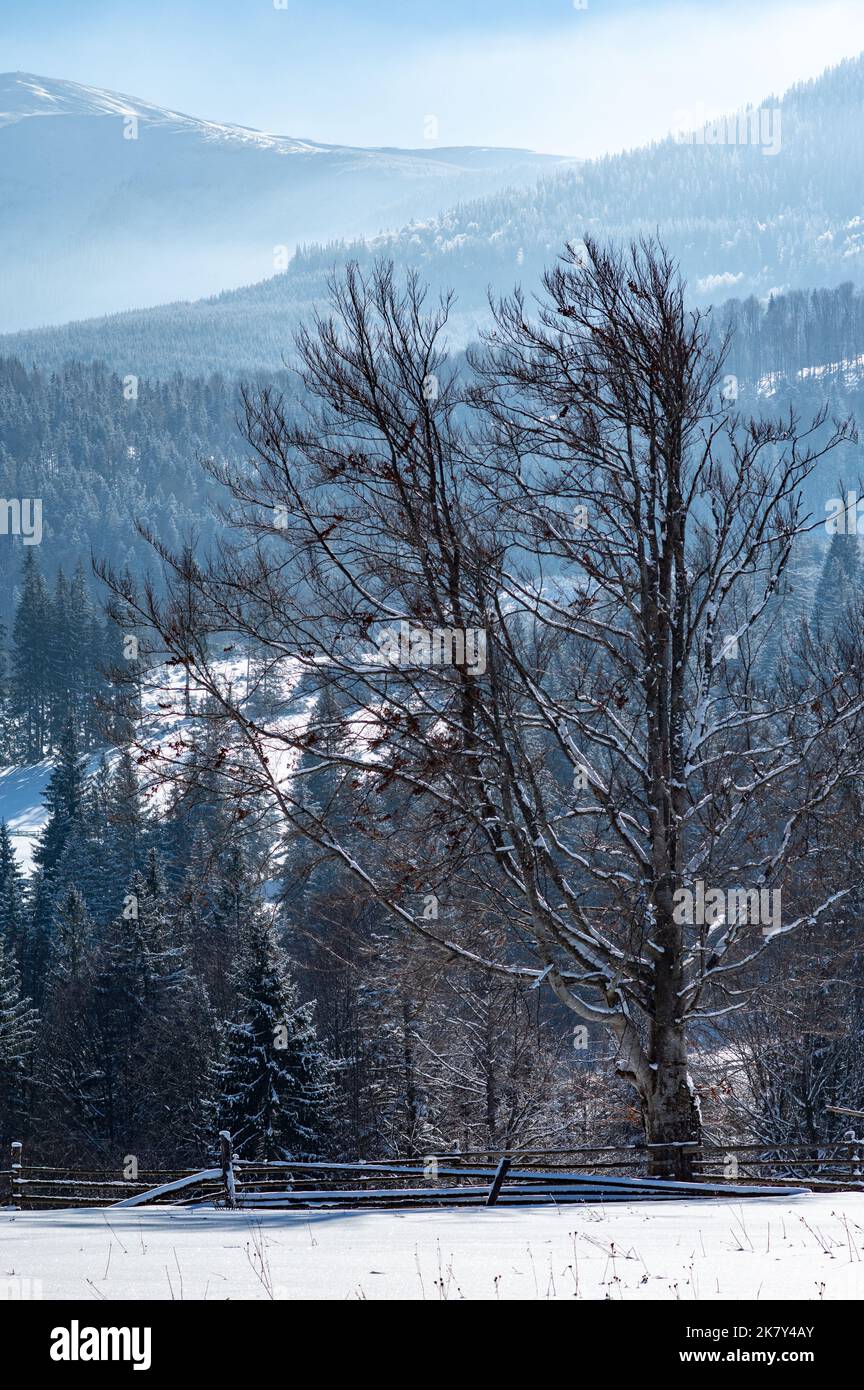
[0,72,569,331]
[0,655,313,876]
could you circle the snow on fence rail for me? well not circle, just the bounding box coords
[3,1133,862,1211]
[111,1169,222,1208]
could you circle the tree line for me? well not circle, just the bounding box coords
[0,552,122,764]
[0,705,599,1167]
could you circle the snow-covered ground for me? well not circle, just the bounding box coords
[3,1195,864,1300]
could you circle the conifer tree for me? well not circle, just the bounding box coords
[32,721,87,883]
[0,822,26,959]
[25,720,88,995]
[47,568,71,746]
[211,912,332,1160]
[814,526,862,631]
[0,622,12,764]
[103,749,146,894]
[11,549,51,761]
[0,934,37,1149]
[49,884,96,986]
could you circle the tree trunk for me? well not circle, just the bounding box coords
[642,1019,702,1179]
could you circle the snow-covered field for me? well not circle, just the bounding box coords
[3,1195,864,1301]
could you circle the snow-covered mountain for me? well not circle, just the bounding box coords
[8,55,864,377]
[0,72,570,331]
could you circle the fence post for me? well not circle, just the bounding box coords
[219,1131,236,1209]
[649,1141,701,1181]
[486,1155,511,1206]
[677,1143,702,1182]
[10,1140,22,1208]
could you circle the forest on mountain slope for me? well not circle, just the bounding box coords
[2,277,864,636]
[6,54,864,377]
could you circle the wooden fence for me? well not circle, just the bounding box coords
[2,1135,861,1211]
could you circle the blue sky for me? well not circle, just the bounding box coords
[3,0,864,155]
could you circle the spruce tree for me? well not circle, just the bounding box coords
[0,934,37,1150]
[68,563,102,748]
[90,851,192,1152]
[47,568,72,746]
[0,822,26,959]
[102,749,146,898]
[32,721,87,883]
[49,884,96,985]
[814,527,861,632]
[98,852,180,1018]
[211,912,332,1160]
[11,550,51,761]
[25,720,88,995]
[0,622,12,764]
[38,883,103,1165]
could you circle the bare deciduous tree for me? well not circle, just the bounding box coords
[102,240,864,1173]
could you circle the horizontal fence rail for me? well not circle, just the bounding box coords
[5,1134,861,1211]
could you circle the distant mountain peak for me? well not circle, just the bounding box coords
[0,71,561,162]
[0,71,326,152]
[0,72,568,332]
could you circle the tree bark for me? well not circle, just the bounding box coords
[642,1020,702,1178]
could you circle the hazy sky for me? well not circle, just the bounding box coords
[3,0,864,155]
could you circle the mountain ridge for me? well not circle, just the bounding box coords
[6,55,864,374]
[0,72,570,331]
[0,71,562,163]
